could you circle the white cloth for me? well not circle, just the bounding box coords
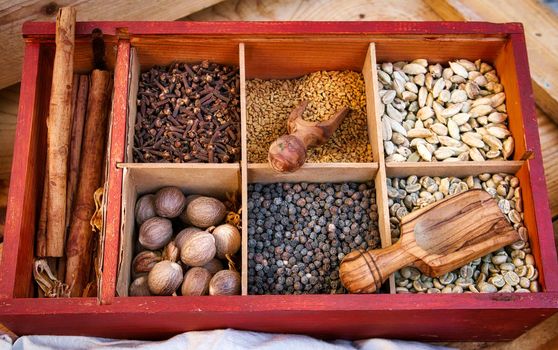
[0,329,454,350]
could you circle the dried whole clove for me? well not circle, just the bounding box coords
[134,61,241,163]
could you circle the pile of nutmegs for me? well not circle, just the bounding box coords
[134,61,240,163]
[130,187,241,296]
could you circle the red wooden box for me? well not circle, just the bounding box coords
[0,21,557,341]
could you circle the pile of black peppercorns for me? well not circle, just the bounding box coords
[248,182,379,294]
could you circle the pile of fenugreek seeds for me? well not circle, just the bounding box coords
[388,173,539,293]
[246,71,373,163]
[377,59,514,162]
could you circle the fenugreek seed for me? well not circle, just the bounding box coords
[488,112,507,123]
[442,68,453,80]
[503,137,514,159]
[417,143,432,161]
[449,61,469,79]
[434,147,455,160]
[438,135,461,148]
[485,70,499,83]
[414,74,425,87]
[384,140,395,155]
[470,104,493,117]
[480,62,493,74]
[382,117,392,141]
[471,97,492,108]
[487,126,511,139]
[441,103,463,118]
[381,62,393,74]
[462,132,485,148]
[386,154,406,162]
[450,89,468,103]
[378,70,392,85]
[430,123,448,136]
[386,117,406,136]
[405,81,419,93]
[472,146,485,162]
[482,134,503,149]
[417,106,434,121]
[403,63,427,75]
[447,119,460,140]
[432,78,445,98]
[407,152,420,162]
[412,59,428,67]
[410,138,427,148]
[486,149,501,159]
[407,128,433,139]
[456,59,477,71]
[491,92,506,107]
[382,90,396,104]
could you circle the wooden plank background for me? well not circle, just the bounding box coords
[1,0,557,348]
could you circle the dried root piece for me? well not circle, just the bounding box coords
[33,259,71,298]
[90,186,104,233]
[268,100,349,172]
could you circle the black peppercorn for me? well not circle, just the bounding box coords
[248,181,379,294]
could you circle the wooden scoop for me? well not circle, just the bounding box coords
[339,189,526,293]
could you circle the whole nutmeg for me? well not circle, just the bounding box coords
[181,267,211,296]
[203,258,224,275]
[132,250,162,278]
[162,240,179,262]
[179,195,202,224]
[135,194,156,225]
[129,276,151,296]
[154,187,186,218]
[212,224,241,259]
[139,217,173,250]
[268,134,306,173]
[180,232,216,267]
[185,196,227,228]
[147,260,183,296]
[175,227,203,250]
[209,270,241,295]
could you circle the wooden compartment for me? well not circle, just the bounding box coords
[116,164,241,296]
[0,36,117,300]
[0,22,557,341]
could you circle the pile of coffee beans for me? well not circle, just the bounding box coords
[247,182,379,294]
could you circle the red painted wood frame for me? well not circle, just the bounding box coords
[0,22,557,341]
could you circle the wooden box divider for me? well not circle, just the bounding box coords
[239,43,249,295]
[1,22,557,340]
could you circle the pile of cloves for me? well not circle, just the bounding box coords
[134,61,241,163]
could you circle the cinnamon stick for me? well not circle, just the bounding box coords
[46,7,76,257]
[36,165,48,257]
[66,75,89,230]
[65,70,111,296]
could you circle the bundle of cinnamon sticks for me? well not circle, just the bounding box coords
[35,7,112,298]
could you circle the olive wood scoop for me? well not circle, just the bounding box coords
[339,189,526,293]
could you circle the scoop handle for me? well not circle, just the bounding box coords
[339,241,416,293]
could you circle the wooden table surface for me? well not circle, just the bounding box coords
[0,0,557,348]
